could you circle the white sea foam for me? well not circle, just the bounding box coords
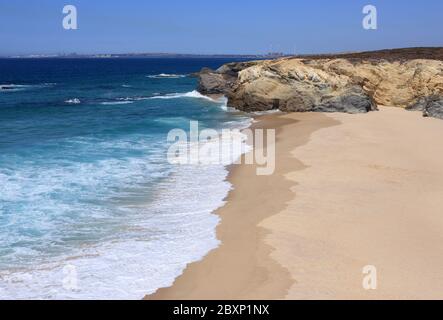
[0,83,55,92]
[149,90,217,102]
[252,109,283,116]
[0,84,31,92]
[100,101,134,105]
[146,73,187,79]
[0,170,223,299]
[98,97,151,105]
[219,96,230,111]
[65,98,81,104]
[0,115,253,300]
[117,96,150,102]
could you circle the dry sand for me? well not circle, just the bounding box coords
[147,106,443,300]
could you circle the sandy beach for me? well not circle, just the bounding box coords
[147,106,443,300]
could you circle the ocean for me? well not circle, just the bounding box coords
[0,58,252,299]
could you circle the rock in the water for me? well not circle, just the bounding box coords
[197,69,228,95]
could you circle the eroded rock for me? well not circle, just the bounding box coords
[407,96,443,119]
[197,50,443,118]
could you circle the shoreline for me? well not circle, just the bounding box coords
[147,106,443,300]
[146,111,339,299]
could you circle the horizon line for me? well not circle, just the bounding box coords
[2,46,442,59]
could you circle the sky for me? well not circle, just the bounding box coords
[0,0,442,55]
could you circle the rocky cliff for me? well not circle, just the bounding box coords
[197,48,443,119]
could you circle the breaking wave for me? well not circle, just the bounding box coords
[146,73,187,79]
[149,90,217,102]
[0,83,55,92]
[65,98,81,104]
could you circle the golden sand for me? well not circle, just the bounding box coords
[147,107,443,300]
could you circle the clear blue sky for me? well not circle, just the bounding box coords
[1,0,442,55]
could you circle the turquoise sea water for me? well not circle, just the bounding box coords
[0,58,251,299]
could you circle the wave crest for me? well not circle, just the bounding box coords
[0,83,55,92]
[100,101,134,105]
[65,98,81,104]
[149,90,217,102]
[146,73,187,79]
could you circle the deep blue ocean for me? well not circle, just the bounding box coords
[0,58,251,299]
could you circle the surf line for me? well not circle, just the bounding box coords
[166,120,276,176]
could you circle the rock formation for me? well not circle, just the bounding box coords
[406,95,443,119]
[197,48,443,118]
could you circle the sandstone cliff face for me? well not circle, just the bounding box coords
[198,49,443,119]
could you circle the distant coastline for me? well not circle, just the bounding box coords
[0,52,289,59]
[4,46,443,60]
